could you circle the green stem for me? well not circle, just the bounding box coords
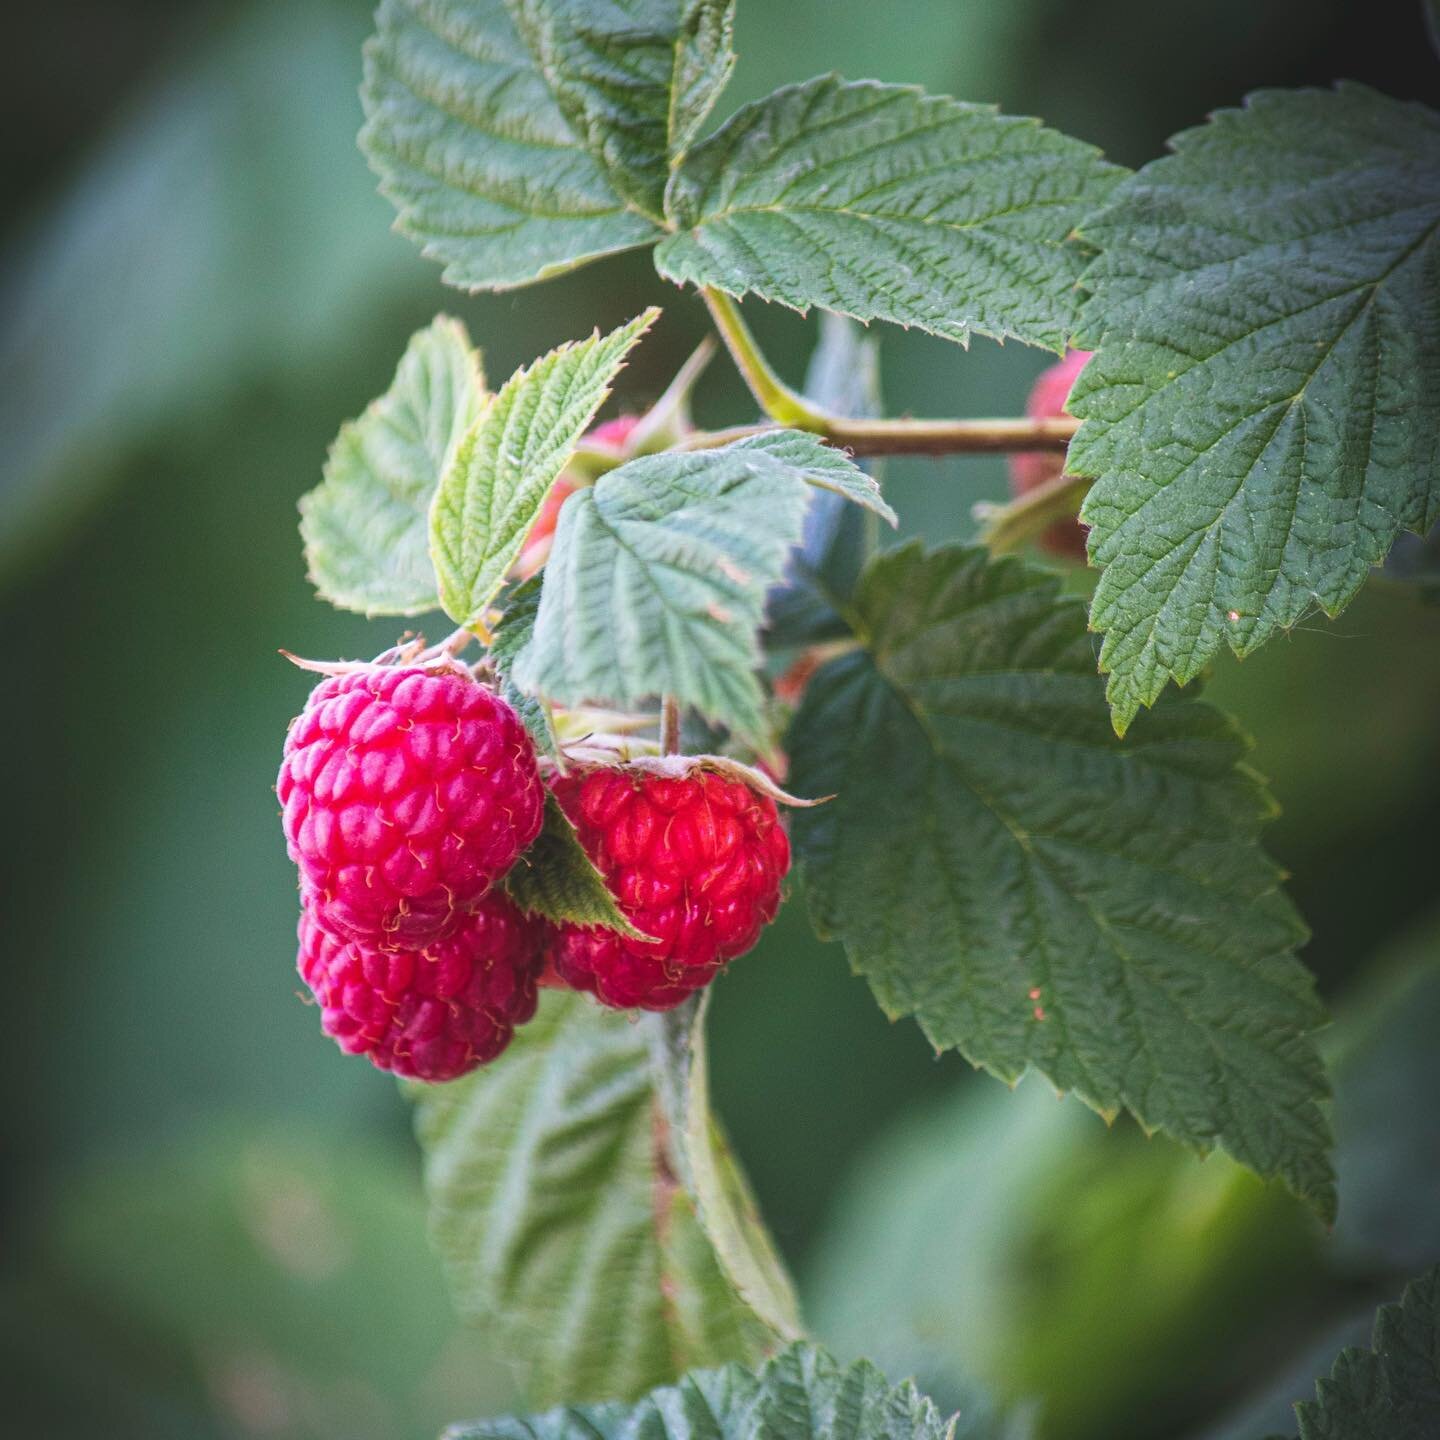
[976,472,1092,554]
[701,286,1079,456]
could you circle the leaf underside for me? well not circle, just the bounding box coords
[513,431,878,746]
[301,315,482,615]
[657,74,1125,349]
[1071,83,1440,731]
[788,543,1335,1217]
[410,991,779,1409]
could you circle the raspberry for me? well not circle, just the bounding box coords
[549,764,790,1011]
[297,891,545,1081]
[278,667,544,945]
[1008,349,1092,560]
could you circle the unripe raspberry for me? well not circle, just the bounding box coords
[1008,349,1092,560]
[297,891,545,1081]
[278,668,544,945]
[549,764,790,1011]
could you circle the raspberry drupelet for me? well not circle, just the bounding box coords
[549,764,791,1010]
[278,667,544,946]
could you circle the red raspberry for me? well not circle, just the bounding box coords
[297,891,545,1081]
[1008,348,1092,560]
[278,668,544,945]
[549,765,790,1011]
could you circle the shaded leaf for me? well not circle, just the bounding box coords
[301,315,482,615]
[1070,84,1440,731]
[491,576,557,753]
[789,542,1334,1216]
[431,309,656,626]
[411,991,779,1407]
[658,75,1123,349]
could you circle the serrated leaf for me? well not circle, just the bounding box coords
[649,998,803,1343]
[431,309,657,626]
[445,1343,954,1440]
[514,433,878,744]
[508,0,735,214]
[788,542,1335,1217]
[766,313,884,647]
[1291,1267,1440,1440]
[657,75,1124,349]
[491,575,557,753]
[300,315,483,615]
[504,791,642,935]
[410,991,780,1408]
[1070,84,1440,732]
[726,429,894,525]
[361,1,729,290]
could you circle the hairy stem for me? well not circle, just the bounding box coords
[660,695,681,755]
[701,286,1079,456]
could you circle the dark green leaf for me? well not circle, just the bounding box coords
[445,1343,954,1440]
[301,315,482,616]
[788,542,1334,1216]
[658,75,1124,349]
[492,576,557,753]
[1070,85,1440,731]
[1293,1267,1440,1439]
[431,310,656,626]
[503,791,642,936]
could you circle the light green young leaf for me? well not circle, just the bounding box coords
[300,315,482,615]
[503,791,644,936]
[726,429,895,525]
[361,1,732,289]
[1070,84,1440,733]
[1291,1266,1440,1439]
[788,543,1335,1218]
[430,309,657,627]
[657,75,1124,349]
[446,1343,956,1440]
[514,433,877,744]
[649,998,803,1344]
[410,991,780,1407]
[508,0,735,215]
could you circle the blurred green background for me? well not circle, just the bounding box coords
[4,3,1438,1437]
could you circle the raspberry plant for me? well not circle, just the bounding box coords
[276,3,1440,1436]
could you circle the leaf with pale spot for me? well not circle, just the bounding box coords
[789,542,1335,1217]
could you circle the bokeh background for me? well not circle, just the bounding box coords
[4,3,1438,1438]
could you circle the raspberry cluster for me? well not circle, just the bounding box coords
[279,665,546,1080]
[549,765,790,1011]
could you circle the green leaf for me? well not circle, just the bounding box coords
[431,309,657,626]
[1292,1266,1440,1439]
[410,991,781,1407]
[788,542,1335,1217]
[1070,84,1440,732]
[513,433,877,744]
[728,429,895,526]
[491,576,557,754]
[503,791,642,936]
[445,1343,954,1440]
[649,998,803,1344]
[657,75,1124,349]
[300,315,483,616]
[361,1,730,289]
[508,0,735,214]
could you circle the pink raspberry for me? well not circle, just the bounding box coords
[278,668,543,945]
[297,891,545,1081]
[548,765,790,1011]
[1008,348,1092,560]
